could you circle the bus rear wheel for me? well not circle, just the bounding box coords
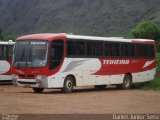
[32,88,44,93]
[62,76,74,93]
[94,85,107,89]
[117,74,132,90]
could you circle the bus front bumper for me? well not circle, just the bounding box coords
[12,75,49,88]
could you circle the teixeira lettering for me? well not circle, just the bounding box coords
[103,60,130,65]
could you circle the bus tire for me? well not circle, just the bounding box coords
[32,88,44,93]
[62,76,74,93]
[94,85,107,89]
[117,74,132,90]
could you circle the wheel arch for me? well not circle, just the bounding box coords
[125,73,133,82]
[65,74,76,86]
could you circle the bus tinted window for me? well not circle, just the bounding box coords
[148,45,155,58]
[50,40,64,70]
[8,45,13,59]
[142,45,149,57]
[136,44,155,58]
[105,43,120,57]
[67,40,85,56]
[87,42,103,57]
[121,44,134,57]
[0,45,7,59]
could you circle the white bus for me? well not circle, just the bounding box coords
[0,40,14,82]
[12,33,156,93]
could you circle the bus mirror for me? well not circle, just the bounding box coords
[8,40,14,44]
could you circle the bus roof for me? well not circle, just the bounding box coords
[0,40,14,45]
[66,35,155,43]
[16,33,65,41]
[16,33,155,44]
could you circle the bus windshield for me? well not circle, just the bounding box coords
[13,40,48,68]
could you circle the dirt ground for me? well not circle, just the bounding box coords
[0,84,160,114]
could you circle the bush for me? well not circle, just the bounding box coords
[5,35,17,41]
[141,53,160,90]
[0,26,17,41]
[132,21,160,41]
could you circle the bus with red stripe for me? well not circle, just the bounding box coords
[0,40,14,82]
[12,33,156,93]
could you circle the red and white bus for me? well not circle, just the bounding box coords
[0,40,14,82]
[12,33,156,93]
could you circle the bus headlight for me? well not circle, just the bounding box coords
[35,75,47,84]
[36,75,47,80]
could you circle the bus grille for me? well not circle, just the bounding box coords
[19,74,34,79]
[18,81,36,85]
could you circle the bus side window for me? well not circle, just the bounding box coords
[7,45,13,60]
[136,44,154,58]
[105,42,120,57]
[121,44,134,57]
[0,46,2,58]
[49,40,64,70]
[136,45,142,57]
[112,43,119,57]
[142,45,149,58]
[87,42,103,57]
[148,45,155,58]
[67,40,85,57]
[0,45,7,59]
[105,43,112,56]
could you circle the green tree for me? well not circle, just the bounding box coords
[132,21,160,41]
[157,42,160,52]
[0,27,16,41]
[5,35,17,41]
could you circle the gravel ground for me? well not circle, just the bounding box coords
[0,84,160,114]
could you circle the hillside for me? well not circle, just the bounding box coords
[0,0,160,37]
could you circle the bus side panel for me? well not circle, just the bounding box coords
[48,57,156,88]
[0,75,12,81]
[51,58,124,87]
[48,58,84,88]
[0,60,12,81]
[132,68,156,83]
[48,75,64,88]
[107,74,124,85]
[49,58,101,87]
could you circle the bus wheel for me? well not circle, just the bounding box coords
[32,88,44,93]
[62,76,74,93]
[117,74,132,90]
[94,85,107,89]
